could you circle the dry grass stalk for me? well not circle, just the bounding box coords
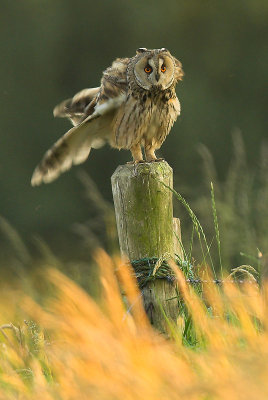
[0,251,267,399]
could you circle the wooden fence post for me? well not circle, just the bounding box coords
[111,161,182,334]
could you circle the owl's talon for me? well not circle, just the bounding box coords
[127,160,146,165]
[148,158,165,162]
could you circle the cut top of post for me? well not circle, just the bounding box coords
[111,161,174,261]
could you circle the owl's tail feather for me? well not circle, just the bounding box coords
[31,118,98,186]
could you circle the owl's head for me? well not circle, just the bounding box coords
[130,48,183,91]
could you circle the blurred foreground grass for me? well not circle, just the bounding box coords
[0,133,267,398]
[0,250,267,399]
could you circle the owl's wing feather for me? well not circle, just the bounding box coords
[31,115,98,185]
[53,87,100,126]
[31,94,126,186]
[98,58,129,102]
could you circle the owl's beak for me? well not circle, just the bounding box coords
[151,72,162,89]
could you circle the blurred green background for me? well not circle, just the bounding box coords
[1,0,267,271]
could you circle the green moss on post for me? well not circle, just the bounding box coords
[111,161,180,334]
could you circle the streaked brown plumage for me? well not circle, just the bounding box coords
[31,48,183,186]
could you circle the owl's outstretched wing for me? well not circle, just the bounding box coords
[31,58,129,186]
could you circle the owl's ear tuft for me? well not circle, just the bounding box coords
[136,48,148,54]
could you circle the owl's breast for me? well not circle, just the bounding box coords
[110,91,180,149]
[111,94,154,149]
[143,95,181,145]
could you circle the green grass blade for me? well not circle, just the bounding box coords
[210,182,223,277]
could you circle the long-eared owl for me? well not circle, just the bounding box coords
[31,48,184,186]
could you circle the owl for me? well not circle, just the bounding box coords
[31,48,184,186]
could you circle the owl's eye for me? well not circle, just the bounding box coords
[161,65,167,72]
[144,66,152,74]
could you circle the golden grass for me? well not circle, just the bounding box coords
[0,250,268,399]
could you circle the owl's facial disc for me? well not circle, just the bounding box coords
[134,54,175,91]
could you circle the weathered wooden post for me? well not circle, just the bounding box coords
[111,161,182,334]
